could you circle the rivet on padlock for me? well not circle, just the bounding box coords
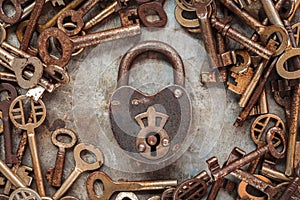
[109,40,192,161]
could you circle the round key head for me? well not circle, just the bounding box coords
[8,188,41,200]
[173,178,207,200]
[251,114,285,147]
[115,192,139,200]
[73,143,103,171]
[52,128,77,149]
[57,10,84,36]
[162,187,176,200]
[0,0,22,24]
[266,127,287,159]
[9,95,46,130]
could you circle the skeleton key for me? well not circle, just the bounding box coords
[236,172,289,199]
[173,170,210,200]
[0,83,18,164]
[57,0,102,36]
[194,0,221,68]
[207,127,286,181]
[0,25,43,89]
[4,130,31,195]
[38,8,141,67]
[86,171,177,200]
[46,128,77,187]
[52,143,103,200]
[9,95,46,196]
[279,163,300,200]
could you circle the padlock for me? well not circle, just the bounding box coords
[109,40,191,162]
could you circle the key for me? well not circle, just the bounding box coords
[8,187,41,200]
[86,171,177,200]
[138,1,167,27]
[0,25,43,89]
[57,0,102,36]
[228,67,254,95]
[4,130,31,195]
[237,172,289,199]
[9,95,47,196]
[218,0,288,56]
[279,163,300,200]
[173,170,210,200]
[194,1,221,68]
[52,143,103,200]
[0,83,18,164]
[20,0,46,53]
[207,127,286,181]
[38,8,141,67]
[46,128,77,187]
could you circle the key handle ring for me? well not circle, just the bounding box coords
[86,171,115,200]
[276,48,300,79]
[57,10,84,37]
[173,178,207,200]
[73,143,103,171]
[8,187,41,200]
[0,83,17,107]
[266,127,287,159]
[0,0,22,24]
[9,95,46,130]
[51,128,77,149]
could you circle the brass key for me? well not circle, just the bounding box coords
[86,171,177,200]
[46,128,77,187]
[38,8,141,67]
[52,143,103,200]
[57,0,102,36]
[9,95,47,196]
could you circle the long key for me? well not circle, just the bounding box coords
[9,95,47,196]
[4,129,29,194]
[52,143,103,200]
[46,128,77,187]
[57,0,102,36]
[0,26,43,89]
[86,171,177,200]
[207,127,286,181]
[38,8,141,67]
[236,172,289,199]
[0,83,18,164]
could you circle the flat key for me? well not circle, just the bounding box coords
[207,127,286,181]
[86,171,177,200]
[46,128,77,187]
[38,8,141,67]
[57,0,102,36]
[0,83,18,164]
[9,95,47,196]
[52,143,103,200]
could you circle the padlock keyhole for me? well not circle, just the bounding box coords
[146,132,160,157]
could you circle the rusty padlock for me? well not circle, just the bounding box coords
[109,40,191,162]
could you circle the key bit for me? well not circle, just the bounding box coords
[51,0,65,6]
[228,67,254,95]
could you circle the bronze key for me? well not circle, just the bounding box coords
[9,95,47,196]
[46,128,77,187]
[0,83,18,164]
[57,0,102,36]
[86,171,177,200]
[207,127,286,181]
[38,8,141,67]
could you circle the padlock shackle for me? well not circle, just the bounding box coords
[117,40,185,88]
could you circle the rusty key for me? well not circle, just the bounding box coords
[38,8,141,67]
[46,128,77,187]
[86,171,177,200]
[207,127,286,181]
[0,83,18,164]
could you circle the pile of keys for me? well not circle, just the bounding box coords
[0,0,299,199]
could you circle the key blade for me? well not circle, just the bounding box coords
[131,180,178,191]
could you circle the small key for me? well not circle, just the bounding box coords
[0,83,18,164]
[9,95,47,196]
[52,143,103,200]
[278,163,300,200]
[173,170,210,200]
[207,127,286,181]
[46,128,77,187]
[86,171,177,200]
[237,172,289,199]
[38,8,141,67]
[0,25,43,89]
[57,0,102,36]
